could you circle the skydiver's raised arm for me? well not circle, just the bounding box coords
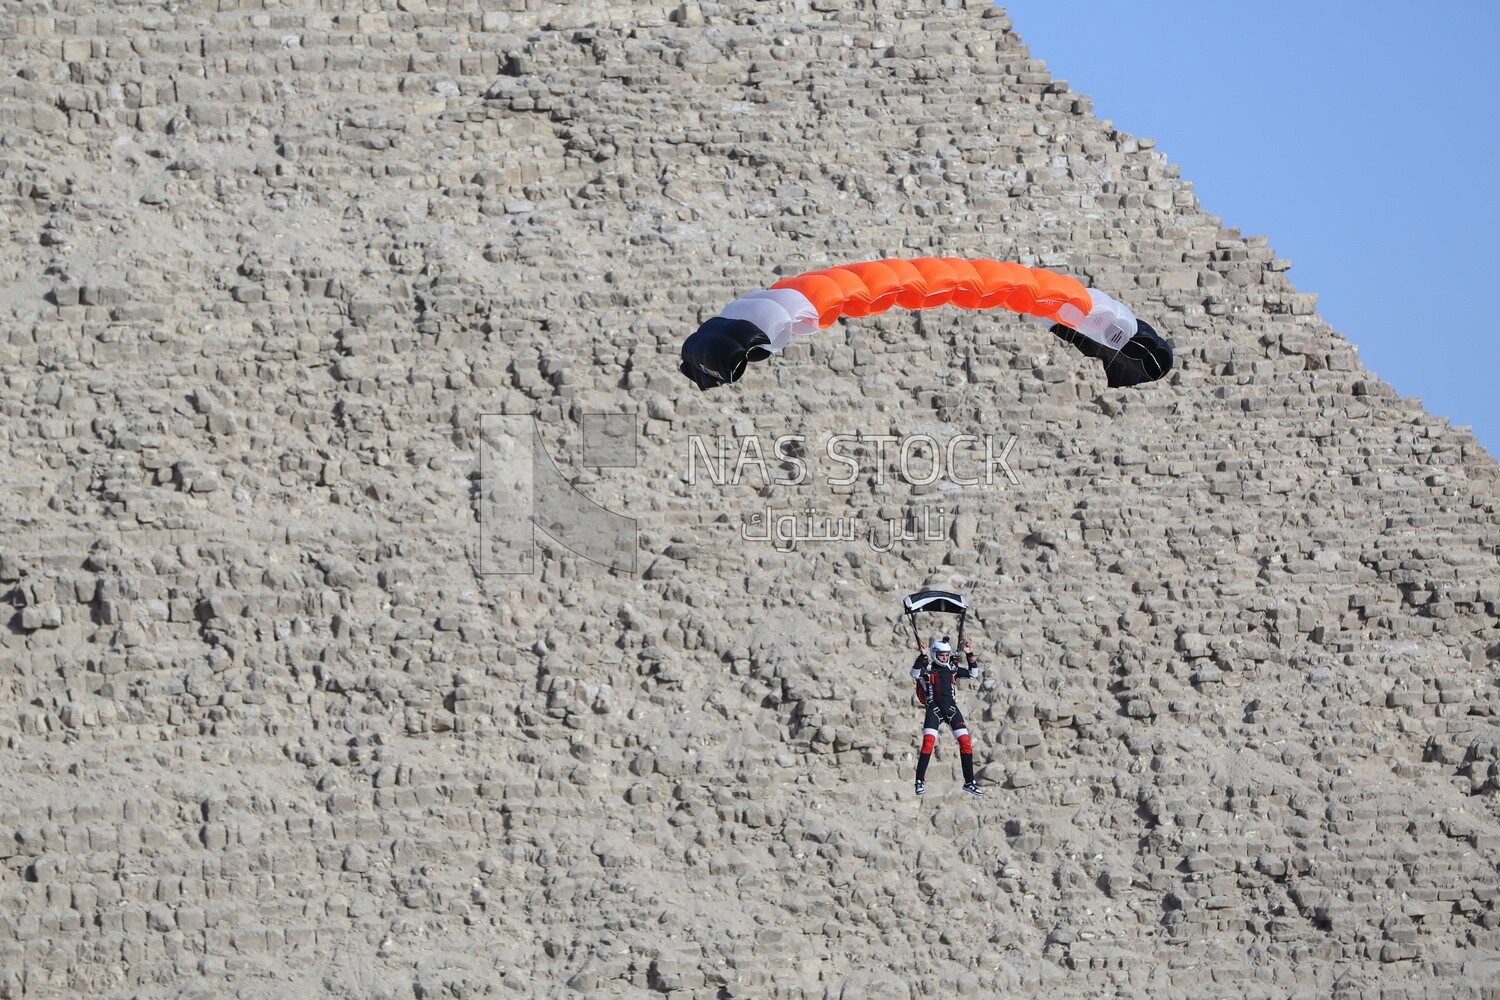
[959,640,981,681]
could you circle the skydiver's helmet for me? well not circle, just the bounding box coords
[930,638,953,668]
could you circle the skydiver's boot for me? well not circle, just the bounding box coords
[915,729,936,796]
[960,758,984,797]
[960,731,984,791]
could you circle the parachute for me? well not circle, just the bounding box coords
[902,589,969,655]
[679,258,1173,391]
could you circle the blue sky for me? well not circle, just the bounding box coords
[1002,2,1500,459]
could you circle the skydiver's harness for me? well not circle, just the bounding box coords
[913,653,975,720]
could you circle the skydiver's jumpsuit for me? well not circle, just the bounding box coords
[912,651,979,786]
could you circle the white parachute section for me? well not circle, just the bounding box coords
[1054,288,1139,352]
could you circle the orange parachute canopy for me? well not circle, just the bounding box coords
[679,257,1171,391]
[769,258,1092,327]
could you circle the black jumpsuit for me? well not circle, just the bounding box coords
[912,651,978,786]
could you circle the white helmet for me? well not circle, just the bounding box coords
[930,639,952,660]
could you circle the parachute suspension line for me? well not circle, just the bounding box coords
[906,611,924,655]
[947,338,981,425]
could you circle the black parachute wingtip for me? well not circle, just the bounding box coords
[1054,319,1174,388]
[678,360,724,391]
[1103,319,1174,388]
[679,316,771,391]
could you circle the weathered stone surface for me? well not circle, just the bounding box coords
[0,2,1497,999]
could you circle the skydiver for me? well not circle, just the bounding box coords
[910,638,983,797]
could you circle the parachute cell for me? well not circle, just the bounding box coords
[679,257,1173,391]
[841,261,904,314]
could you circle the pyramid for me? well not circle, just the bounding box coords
[1,2,1497,997]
